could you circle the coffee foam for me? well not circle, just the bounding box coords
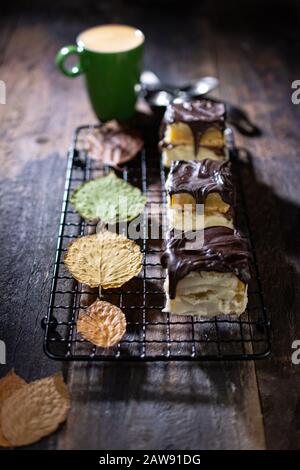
[77,25,144,53]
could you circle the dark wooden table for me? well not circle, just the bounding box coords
[1,0,300,450]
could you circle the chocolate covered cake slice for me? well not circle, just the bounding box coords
[166,159,235,231]
[160,99,228,167]
[161,227,251,317]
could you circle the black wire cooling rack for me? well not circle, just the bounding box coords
[42,124,271,361]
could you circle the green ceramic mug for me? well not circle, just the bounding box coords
[56,24,144,121]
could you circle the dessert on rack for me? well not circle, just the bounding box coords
[161,98,251,317]
[161,226,251,317]
[165,159,235,231]
[160,98,228,168]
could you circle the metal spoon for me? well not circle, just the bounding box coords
[140,71,219,105]
[140,71,261,137]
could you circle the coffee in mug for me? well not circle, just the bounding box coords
[56,24,144,121]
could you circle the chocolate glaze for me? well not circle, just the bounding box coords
[161,226,251,299]
[167,159,234,207]
[161,99,226,156]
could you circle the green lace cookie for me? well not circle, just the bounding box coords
[70,172,147,223]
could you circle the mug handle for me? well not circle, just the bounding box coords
[55,45,83,77]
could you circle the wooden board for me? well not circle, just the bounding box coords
[0,0,299,449]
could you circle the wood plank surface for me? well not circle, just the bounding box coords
[0,0,299,450]
[213,1,300,449]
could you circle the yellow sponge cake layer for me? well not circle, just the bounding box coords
[164,123,224,148]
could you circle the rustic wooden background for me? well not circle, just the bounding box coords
[1,0,300,450]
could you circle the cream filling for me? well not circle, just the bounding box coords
[163,271,248,317]
[162,145,228,168]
